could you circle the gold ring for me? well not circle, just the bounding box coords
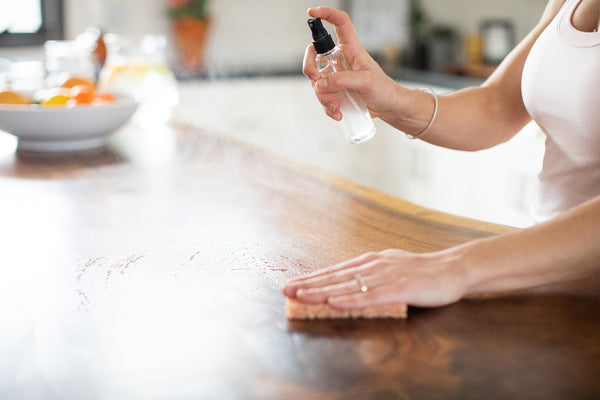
[355,274,368,293]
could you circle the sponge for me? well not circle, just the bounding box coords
[285,298,407,320]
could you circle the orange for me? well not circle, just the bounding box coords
[92,92,116,105]
[41,94,72,106]
[38,88,73,107]
[69,85,95,104]
[60,75,96,90]
[0,90,30,105]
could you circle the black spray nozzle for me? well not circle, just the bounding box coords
[307,18,335,54]
[307,18,328,41]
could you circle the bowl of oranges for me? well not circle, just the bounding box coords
[0,76,138,152]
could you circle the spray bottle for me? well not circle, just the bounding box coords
[307,18,376,144]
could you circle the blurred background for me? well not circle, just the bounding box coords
[0,0,547,79]
[0,0,549,227]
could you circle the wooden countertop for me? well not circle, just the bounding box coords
[0,123,598,399]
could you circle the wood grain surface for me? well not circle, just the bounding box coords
[0,123,598,400]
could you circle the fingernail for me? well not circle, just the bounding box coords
[282,286,297,297]
[296,288,315,300]
[316,79,327,90]
[328,113,342,122]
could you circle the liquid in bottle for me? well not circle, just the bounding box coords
[307,18,375,144]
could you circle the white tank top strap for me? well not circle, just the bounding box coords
[558,0,600,47]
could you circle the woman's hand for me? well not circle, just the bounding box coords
[283,196,600,310]
[303,7,405,122]
[282,249,468,309]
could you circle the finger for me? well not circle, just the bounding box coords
[314,90,340,117]
[315,70,372,96]
[286,252,378,284]
[283,259,385,299]
[307,7,358,45]
[303,47,342,120]
[295,271,387,304]
[302,44,319,82]
[282,253,380,297]
[322,98,342,121]
[295,280,360,304]
[285,264,366,293]
[328,278,409,309]
[325,106,342,122]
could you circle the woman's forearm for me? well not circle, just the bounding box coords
[282,196,600,309]
[456,196,600,294]
[381,85,531,151]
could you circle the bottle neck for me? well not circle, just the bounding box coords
[312,35,335,54]
[321,46,338,57]
[317,46,341,60]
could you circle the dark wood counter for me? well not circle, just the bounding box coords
[0,124,598,399]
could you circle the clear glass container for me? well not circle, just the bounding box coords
[316,47,375,144]
[44,40,95,87]
[6,61,46,97]
[99,34,179,124]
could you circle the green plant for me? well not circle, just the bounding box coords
[167,0,210,20]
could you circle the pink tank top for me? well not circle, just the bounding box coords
[521,0,600,222]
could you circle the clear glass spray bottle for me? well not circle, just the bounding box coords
[307,18,376,144]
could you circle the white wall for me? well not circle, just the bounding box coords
[58,0,547,73]
[64,0,343,74]
[205,0,343,73]
[421,0,548,41]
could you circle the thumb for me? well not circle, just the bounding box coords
[307,7,359,46]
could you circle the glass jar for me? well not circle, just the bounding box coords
[100,34,178,124]
[44,40,95,87]
[7,61,46,98]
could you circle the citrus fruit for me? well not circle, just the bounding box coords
[92,92,116,105]
[69,84,95,104]
[0,90,30,105]
[60,75,96,90]
[38,88,73,107]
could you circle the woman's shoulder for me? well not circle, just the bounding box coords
[539,0,568,25]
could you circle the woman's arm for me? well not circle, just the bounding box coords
[305,1,567,151]
[282,195,600,308]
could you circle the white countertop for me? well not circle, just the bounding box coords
[172,76,544,227]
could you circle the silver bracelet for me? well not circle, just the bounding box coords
[405,87,438,140]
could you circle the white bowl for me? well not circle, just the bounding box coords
[0,96,139,152]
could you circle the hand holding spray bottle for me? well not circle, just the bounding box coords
[307,18,376,144]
